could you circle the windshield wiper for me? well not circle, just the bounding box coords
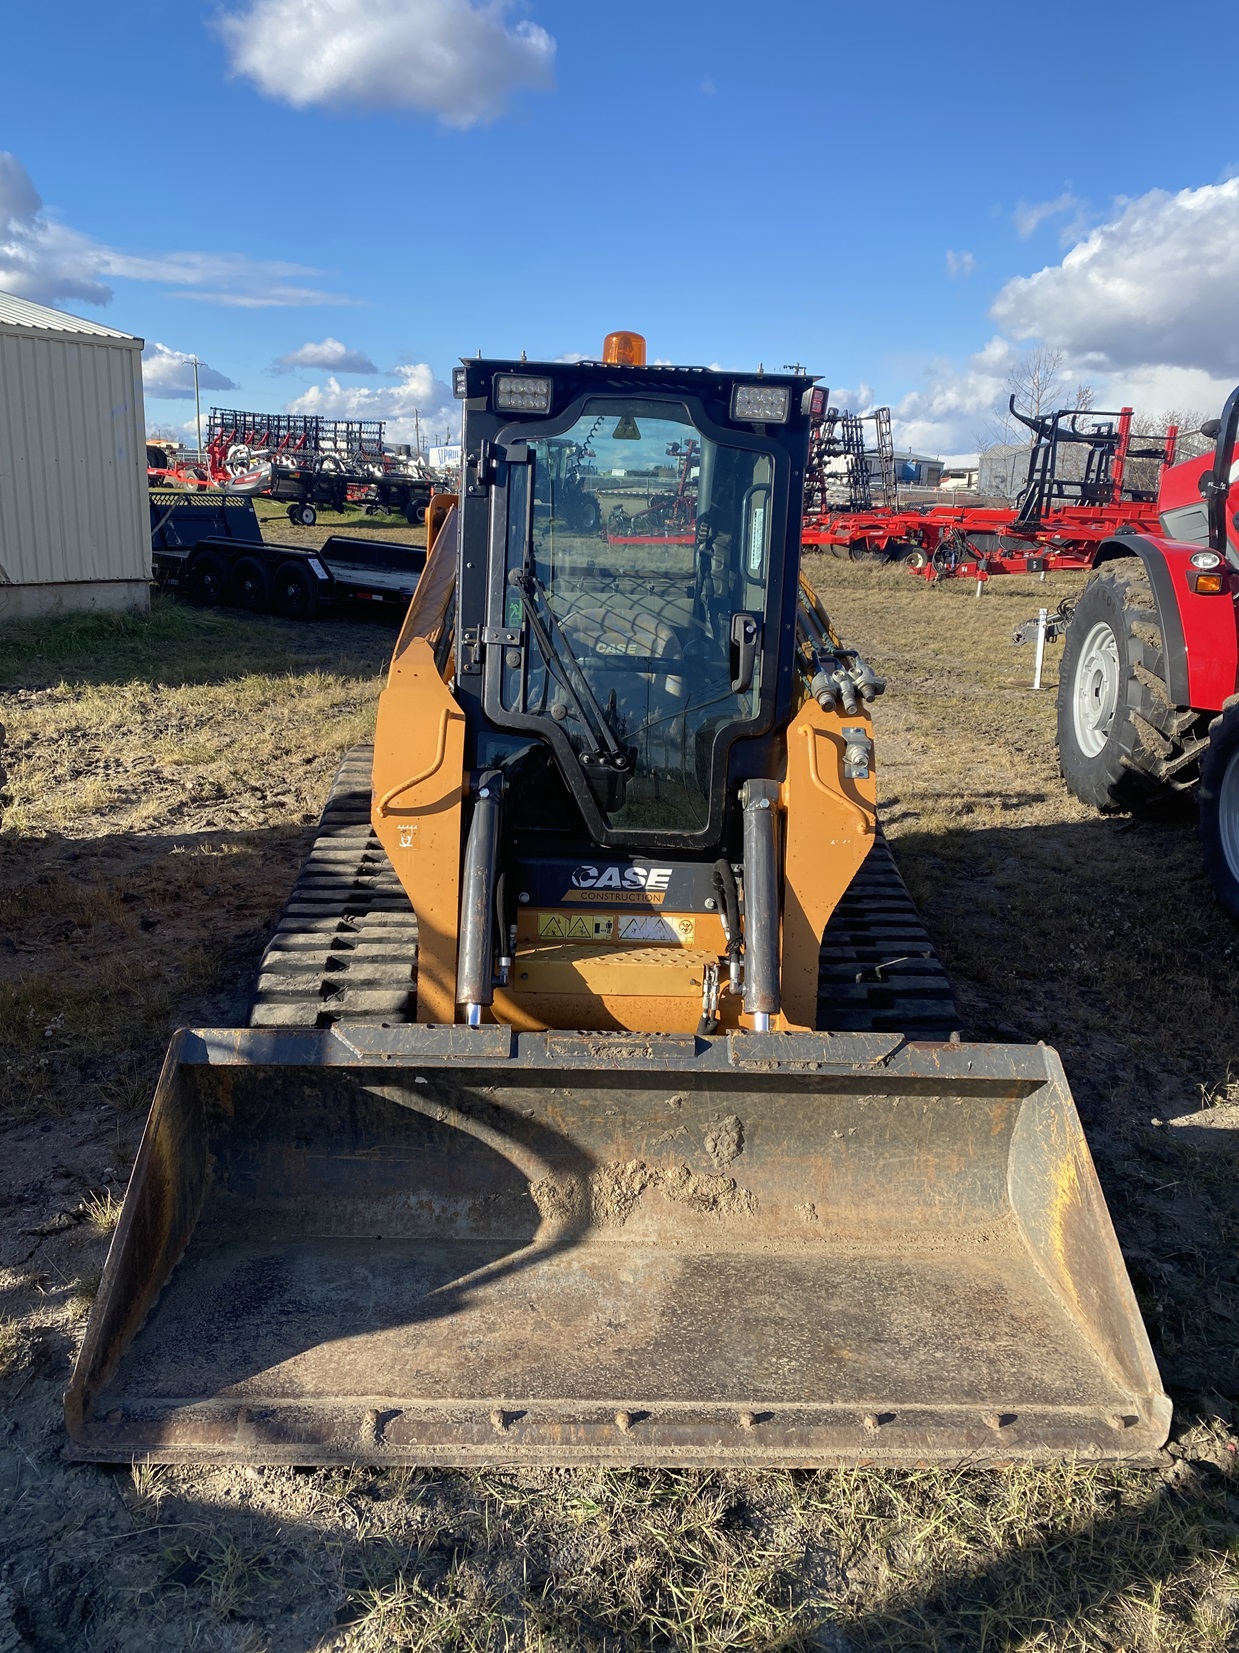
[507,568,632,772]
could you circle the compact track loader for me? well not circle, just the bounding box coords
[67,336,1169,1468]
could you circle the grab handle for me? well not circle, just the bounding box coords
[375,707,464,815]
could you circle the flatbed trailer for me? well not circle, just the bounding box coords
[149,490,425,620]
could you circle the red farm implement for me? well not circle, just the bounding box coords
[802,403,1177,581]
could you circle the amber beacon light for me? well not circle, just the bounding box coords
[602,331,647,366]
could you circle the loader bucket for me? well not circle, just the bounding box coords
[66,1027,1169,1467]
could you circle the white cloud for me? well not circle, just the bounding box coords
[993,179,1239,377]
[218,0,555,126]
[0,150,353,310]
[888,337,1017,453]
[825,382,876,414]
[1089,362,1238,422]
[274,337,379,373]
[945,249,976,278]
[1013,192,1083,239]
[892,178,1239,451]
[142,343,238,399]
[285,363,456,442]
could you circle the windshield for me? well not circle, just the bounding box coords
[497,399,773,835]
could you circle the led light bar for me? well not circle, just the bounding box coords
[494,375,553,413]
[732,383,790,423]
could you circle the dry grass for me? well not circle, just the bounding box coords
[0,596,395,1120]
[0,1313,28,1378]
[2,560,1239,1652]
[78,1188,122,1231]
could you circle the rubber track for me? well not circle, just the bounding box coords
[816,833,959,1039]
[248,747,418,1027]
[250,746,959,1039]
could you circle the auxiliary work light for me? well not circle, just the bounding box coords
[732,383,791,424]
[494,375,553,413]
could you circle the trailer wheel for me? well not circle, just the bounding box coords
[187,550,227,607]
[272,560,321,621]
[231,556,271,614]
[291,503,317,528]
[405,499,428,526]
[1056,559,1193,810]
[1199,698,1239,920]
[904,549,928,570]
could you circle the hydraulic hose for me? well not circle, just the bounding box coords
[712,858,743,995]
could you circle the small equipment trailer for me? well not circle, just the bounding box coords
[802,403,1175,580]
[206,409,436,527]
[149,489,426,620]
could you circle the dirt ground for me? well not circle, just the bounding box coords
[2,552,1239,1651]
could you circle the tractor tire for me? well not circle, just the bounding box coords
[1198,697,1239,921]
[1055,559,1191,810]
[187,549,227,607]
[231,556,271,614]
[272,559,321,621]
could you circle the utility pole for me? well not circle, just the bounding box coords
[191,356,203,464]
[414,408,421,458]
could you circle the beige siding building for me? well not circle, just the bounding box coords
[0,292,149,618]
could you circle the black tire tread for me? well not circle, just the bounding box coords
[1057,558,1201,809]
[248,746,417,1027]
[1198,694,1239,921]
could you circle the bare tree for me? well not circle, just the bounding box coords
[1120,408,1214,497]
[974,346,1095,502]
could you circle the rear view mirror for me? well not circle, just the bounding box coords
[1201,418,1222,440]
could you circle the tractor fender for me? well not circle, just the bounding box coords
[1092,534,1238,714]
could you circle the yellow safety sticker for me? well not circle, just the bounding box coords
[536,912,615,940]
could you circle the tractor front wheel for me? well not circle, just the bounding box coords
[1056,559,1193,810]
[1199,698,1239,920]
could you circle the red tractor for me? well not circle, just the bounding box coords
[1056,387,1239,914]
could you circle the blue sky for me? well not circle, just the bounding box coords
[3,0,1237,455]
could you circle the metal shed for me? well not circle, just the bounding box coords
[0,291,149,618]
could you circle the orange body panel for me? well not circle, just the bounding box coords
[779,696,877,1029]
[371,498,466,1022]
[370,651,465,1023]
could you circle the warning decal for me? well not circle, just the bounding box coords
[618,915,695,943]
[536,912,615,940]
[534,912,695,943]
